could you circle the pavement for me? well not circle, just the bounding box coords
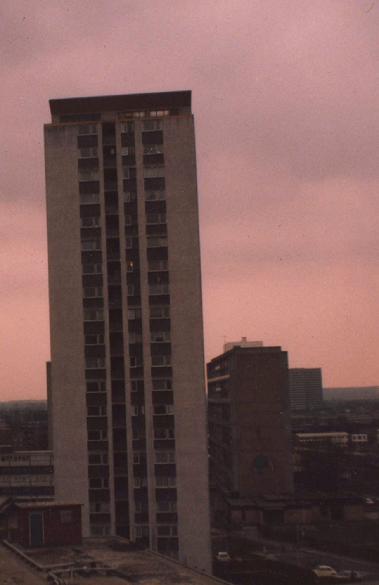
[0,544,45,585]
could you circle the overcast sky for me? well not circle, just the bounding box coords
[1,0,378,400]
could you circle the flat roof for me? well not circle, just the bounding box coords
[18,540,221,585]
[49,90,191,116]
[208,345,284,365]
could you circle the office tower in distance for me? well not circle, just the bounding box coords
[289,368,323,412]
[45,91,211,571]
[208,345,294,524]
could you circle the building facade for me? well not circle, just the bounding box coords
[0,450,53,498]
[289,368,323,412]
[45,91,211,570]
[208,346,294,525]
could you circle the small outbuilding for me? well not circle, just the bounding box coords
[6,501,82,548]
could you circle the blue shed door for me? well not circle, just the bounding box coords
[29,512,44,546]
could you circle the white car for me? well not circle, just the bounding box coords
[216,551,231,562]
[313,565,338,578]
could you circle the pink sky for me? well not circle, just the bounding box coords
[0,0,378,400]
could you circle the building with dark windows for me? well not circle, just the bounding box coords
[289,368,323,411]
[44,91,211,571]
[207,345,294,527]
[0,449,53,498]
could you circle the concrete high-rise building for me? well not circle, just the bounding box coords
[207,345,293,525]
[44,91,211,570]
[289,368,323,411]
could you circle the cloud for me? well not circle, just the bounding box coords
[0,0,378,397]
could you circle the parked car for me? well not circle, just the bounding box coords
[338,570,363,582]
[216,551,231,562]
[313,565,338,578]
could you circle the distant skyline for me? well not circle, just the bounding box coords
[1,0,378,400]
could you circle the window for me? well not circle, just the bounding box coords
[130,356,143,367]
[83,287,103,299]
[146,213,166,225]
[150,306,170,319]
[90,526,110,537]
[81,216,100,227]
[121,146,135,156]
[131,380,144,392]
[79,180,100,194]
[88,452,108,464]
[78,134,98,148]
[120,121,134,133]
[79,147,98,158]
[80,192,99,204]
[86,357,105,369]
[142,131,163,145]
[88,429,107,441]
[154,404,174,416]
[87,404,106,416]
[154,428,175,440]
[155,476,176,488]
[143,167,164,179]
[125,215,133,226]
[135,525,150,537]
[78,124,97,135]
[151,355,171,367]
[157,525,177,536]
[81,239,100,251]
[131,405,145,416]
[84,333,104,345]
[134,477,148,488]
[145,190,165,201]
[128,308,142,319]
[152,379,172,390]
[144,177,165,190]
[149,283,169,295]
[144,145,163,155]
[90,502,110,513]
[143,120,163,131]
[155,451,175,463]
[150,110,169,118]
[82,263,102,275]
[156,500,176,512]
[124,191,137,202]
[151,331,170,342]
[78,168,99,180]
[147,238,168,250]
[86,380,106,392]
[83,309,104,321]
[148,260,168,272]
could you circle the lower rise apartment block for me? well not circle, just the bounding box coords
[208,345,294,526]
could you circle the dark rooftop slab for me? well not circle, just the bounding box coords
[49,90,191,116]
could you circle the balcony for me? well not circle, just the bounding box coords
[147,237,167,249]
[149,284,169,296]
